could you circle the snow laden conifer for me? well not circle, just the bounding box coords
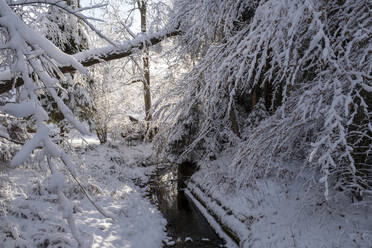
[158,0,371,201]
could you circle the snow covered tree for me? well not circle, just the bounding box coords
[89,0,174,142]
[40,0,94,142]
[88,62,131,144]
[0,0,179,245]
[157,0,371,201]
[0,1,94,245]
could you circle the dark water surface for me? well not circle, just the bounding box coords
[147,165,225,248]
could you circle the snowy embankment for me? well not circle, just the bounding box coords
[187,155,372,248]
[0,141,166,248]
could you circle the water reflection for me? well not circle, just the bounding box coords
[148,165,225,248]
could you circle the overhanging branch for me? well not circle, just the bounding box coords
[0,29,180,94]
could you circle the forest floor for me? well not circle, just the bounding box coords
[0,139,166,248]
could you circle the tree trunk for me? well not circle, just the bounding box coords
[96,127,107,144]
[139,1,152,122]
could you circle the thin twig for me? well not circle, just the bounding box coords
[59,152,116,221]
[0,134,24,145]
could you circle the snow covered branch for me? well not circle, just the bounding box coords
[8,0,114,45]
[0,0,119,243]
[159,0,371,200]
[0,28,180,94]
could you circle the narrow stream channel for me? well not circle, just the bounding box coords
[147,164,225,248]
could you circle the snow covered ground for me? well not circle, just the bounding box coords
[189,155,372,248]
[1,136,371,248]
[0,140,166,248]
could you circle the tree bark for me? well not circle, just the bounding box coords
[139,0,152,122]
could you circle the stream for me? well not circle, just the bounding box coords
[147,164,225,248]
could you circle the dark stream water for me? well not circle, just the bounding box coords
[147,165,225,248]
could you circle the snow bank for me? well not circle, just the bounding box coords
[189,157,372,248]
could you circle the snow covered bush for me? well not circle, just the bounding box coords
[158,0,371,200]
